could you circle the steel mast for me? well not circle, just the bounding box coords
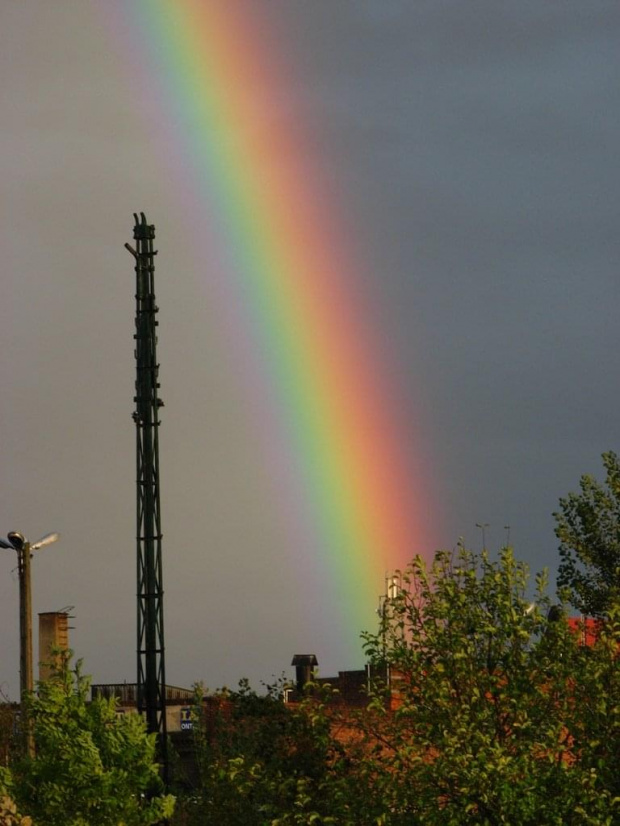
[126,213,168,775]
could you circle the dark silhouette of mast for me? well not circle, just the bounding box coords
[126,213,167,777]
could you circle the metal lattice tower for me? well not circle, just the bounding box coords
[126,213,168,776]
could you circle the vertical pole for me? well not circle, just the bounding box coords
[18,542,34,757]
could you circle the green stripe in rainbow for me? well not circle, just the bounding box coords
[124,0,437,655]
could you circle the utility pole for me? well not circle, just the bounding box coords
[125,213,168,780]
[18,539,33,697]
[0,530,59,756]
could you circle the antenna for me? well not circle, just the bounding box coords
[475,522,490,551]
[127,213,168,781]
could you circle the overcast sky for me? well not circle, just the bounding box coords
[1,1,619,696]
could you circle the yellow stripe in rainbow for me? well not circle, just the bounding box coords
[132,0,437,653]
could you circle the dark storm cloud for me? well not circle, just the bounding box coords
[267,0,620,562]
[1,1,619,692]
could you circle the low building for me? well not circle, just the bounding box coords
[90,683,195,732]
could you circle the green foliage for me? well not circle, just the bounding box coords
[360,546,620,824]
[9,653,174,826]
[0,701,17,768]
[0,794,32,826]
[173,546,620,824]
[555,451,620,616]
[0,769,30,826]
[176,679,370,826]
[567,600,620,804]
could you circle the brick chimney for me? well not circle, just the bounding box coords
[291,654,318,694]
[38,611,70,682]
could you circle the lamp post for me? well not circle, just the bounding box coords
[0,530,59,754]
[475,522,490,551]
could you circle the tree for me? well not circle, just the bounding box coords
[169,546,620,825]
[0,793,32,826]
[176,678,370,826]
[0,697,17,768]
[174,546,620,825]
[8,653,175,826]
[358,546,620,825]
[554,450,620,616]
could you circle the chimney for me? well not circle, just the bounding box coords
[291,654,318,694]
[38,611,70,682]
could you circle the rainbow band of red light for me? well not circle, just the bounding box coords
[121,0,436,647]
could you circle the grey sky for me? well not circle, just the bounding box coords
[1,1,619,695]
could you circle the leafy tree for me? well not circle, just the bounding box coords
[554,450,620,616]
[0,698,17,768]
[359,546,620,825]
[1,765,31,826]
[0,791,31,826]
[9,653,174,826]
[175,678,371,826]
[173,546,620,825]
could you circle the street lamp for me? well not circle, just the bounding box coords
[475,522,490,551]
[0,530,59,754]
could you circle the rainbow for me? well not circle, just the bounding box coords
[111,0,437,657]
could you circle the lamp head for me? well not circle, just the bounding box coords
[31,532,60,551]
[7,532,26,551]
